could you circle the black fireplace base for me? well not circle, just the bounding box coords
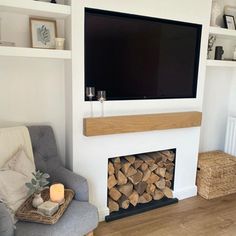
[105,197,178,222]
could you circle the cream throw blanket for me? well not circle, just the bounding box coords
[0,126,36,223]
[0,126,34,168]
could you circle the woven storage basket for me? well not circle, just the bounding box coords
[197,151,236,199]
[16,188,74,225]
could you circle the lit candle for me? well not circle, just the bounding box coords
[50,184,65,204]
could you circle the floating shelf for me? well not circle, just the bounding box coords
[84,111,202,137]
[0,0,71,18]
[206,60,236,68]
[0,46,71,59]
[209,26,236,39]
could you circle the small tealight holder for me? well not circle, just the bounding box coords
[50,183,65,205]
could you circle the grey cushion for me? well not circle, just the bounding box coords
[0,203,14,236]
[15,201,98,236]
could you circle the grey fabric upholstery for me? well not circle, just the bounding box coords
[0,203,14,236]
[28,126,89,201]
[15,201,98,236]
[0,126,98,236]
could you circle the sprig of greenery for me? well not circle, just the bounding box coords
[25,170,50,195]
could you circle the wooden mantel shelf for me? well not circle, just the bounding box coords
[83,111,202,137]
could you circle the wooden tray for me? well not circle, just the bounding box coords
[16,188,74,225]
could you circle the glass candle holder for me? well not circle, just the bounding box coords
[97,90,106,117]
[86,87,95,117]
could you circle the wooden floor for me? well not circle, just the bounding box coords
[95,194,236,236]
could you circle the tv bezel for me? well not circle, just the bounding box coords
[84,8,202,101]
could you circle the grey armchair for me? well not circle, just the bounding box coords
[0,126,98,236]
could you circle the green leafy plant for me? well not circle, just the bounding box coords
[25,170,50,195]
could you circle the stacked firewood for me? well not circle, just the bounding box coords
[107,150,175,213]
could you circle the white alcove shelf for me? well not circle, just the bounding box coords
[0,46,71,59]
[0,0,71,19]
[206,59,236,68]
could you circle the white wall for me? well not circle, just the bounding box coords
[70,0,212,220]
[0,57,66,162]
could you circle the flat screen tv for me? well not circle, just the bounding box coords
[85,8,202,101]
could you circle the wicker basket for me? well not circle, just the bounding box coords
[197,151,236,199]
[16,188,74,225]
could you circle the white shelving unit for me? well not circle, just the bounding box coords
[209,26,236,40]
[206,59,236,67]
[207,27,236,67]
[0,46,71,59]
[0,0,71,19]
[0,0,72,59]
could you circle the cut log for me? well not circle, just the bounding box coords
[163,187,173,198]
[133,158,144,169]
[146,183,156,194]
[126,166,138,177]
[116,170,128,185]
[146,173,160,184]
[108,175,117,190]
[121,160,131,175]
[124,155,136,164]
[162,150,175,162]
[165,172,173,181]
[155,167,166,177]
[128,190,139,207]
[147,152,163,163]
[155,178,166,190]
[134,181,148,195]
[118,195,130,209]
[166,180,172,188]
[108,162,115,176]
[109,187,122,201]
[149,164,158,172]
[112,157,122,172]
[142,168,152,182]
[157,161,165,167]
[128,170,143,185]
[165,162,174,172]
[140,163,149,172]
[152,189,164,200]
[138,193,152,204]
[118,182,133,197]
[108,198,119,213]
[137,154,155,166]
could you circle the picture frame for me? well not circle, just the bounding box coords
[223,15,236,30]
[30,18,57,49]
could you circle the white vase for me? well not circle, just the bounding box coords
[211,0,221,27]
[32,193,44,208]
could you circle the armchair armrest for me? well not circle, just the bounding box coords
[0,203,14,236]
[49,166,89,202]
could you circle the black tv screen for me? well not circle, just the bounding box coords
[85,8,202,101]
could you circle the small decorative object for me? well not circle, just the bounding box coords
[50,183,65,204]
[97,90,106,117]
[224,15,236,30]
[86,87,95,117]
[207,35,216,59]
[211,0,221,27]
[32,193,44,208]
[55,38,65,50]
[37,201,59,216]
[30,18,57,49]
[51,0,57,3]
[214,46,224,60]
[25,171,50,208]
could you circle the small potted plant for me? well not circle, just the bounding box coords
[25,170,50,208]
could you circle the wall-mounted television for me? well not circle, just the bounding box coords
[85,8,202,101]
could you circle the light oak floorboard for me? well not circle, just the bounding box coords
[95,194,236,236]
